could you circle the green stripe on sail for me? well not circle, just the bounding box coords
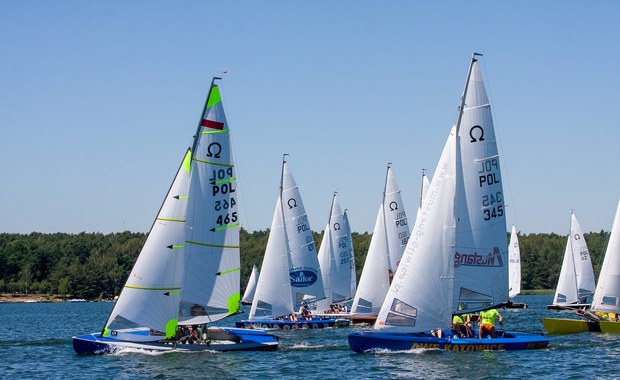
[182,149,192,173]
[185,240,240,249]
[228,292,240,315]
[165,318,178,339]
[167,291,181,295]
[219,267,240,276]
[102,327,110,337]
[156,217,186,223]
[202,129,229,135]
[177,195,188,200]
[207,85,221,108]
[124,285,182,291]
[192,157,234,167]
[212,222,240,231]
[213,177,236,185]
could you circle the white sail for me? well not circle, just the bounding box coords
[343,210,357,299]
[317,193,356,311]
[375,126,457,332]
[508,225,521,298]
[571,213,596,300]
[249,197,296,319]
[351,204,390,316]
[351,166,408,317]
[241,264,260,304]
[329,194,356,301]
[180,82,240,325]
[376,55,506,331]
[315,222,335,312]
[281,160,325,305]
[452,58,508,313]
[552,212,595,305]
[553,236,579,305]
[592,200,620,313]
[384,167,411,271]
[103,149,191,341]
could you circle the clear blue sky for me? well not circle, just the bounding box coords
[1,1,619,235]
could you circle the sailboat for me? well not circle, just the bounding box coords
[314,192,356,314]
[348,54,549,352]
[235,157,350,329]
[547,212,596,310]
[590,200,620,333]
[241,264,260,305]
[504,225,528,308]
[543,203,619,334]
[72,78,278,354]
[350,165,410,324]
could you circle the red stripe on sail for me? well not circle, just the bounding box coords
[201,119,224,130]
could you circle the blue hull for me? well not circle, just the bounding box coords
[73,327,279,354]
[235,317,350,329]
[348,330,549,353]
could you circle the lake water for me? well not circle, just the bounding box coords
[1,295,618,379]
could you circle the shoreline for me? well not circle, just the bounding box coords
[0,294,85,303]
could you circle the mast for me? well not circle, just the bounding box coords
[454,53,482,135]
[382,164,392,270]
[190,76,222,161]
[382,163,391,204]
[280,153,289,196]
[569,210,582,302]
[419,168,427,209]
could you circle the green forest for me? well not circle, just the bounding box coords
[0,229,611,300]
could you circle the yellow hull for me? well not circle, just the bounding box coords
[599,320,620,333]
[542,318,600,334]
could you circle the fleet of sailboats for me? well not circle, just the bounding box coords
[235,157,350,329]
[73,53,620,356]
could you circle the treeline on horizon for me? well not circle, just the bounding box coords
[0,229,611,300]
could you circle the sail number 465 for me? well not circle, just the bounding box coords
[217,212,238,225]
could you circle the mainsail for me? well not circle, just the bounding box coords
[591,200,620,314]
[508,225,521,298]
[316,193,356,311]
[351,165,409,317]
[180,80,241,325]
[281,159,325,305]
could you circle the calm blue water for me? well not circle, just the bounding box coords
[0,295,618,379]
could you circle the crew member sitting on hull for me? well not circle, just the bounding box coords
[478,309,503,338]
[451,313,473,338]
